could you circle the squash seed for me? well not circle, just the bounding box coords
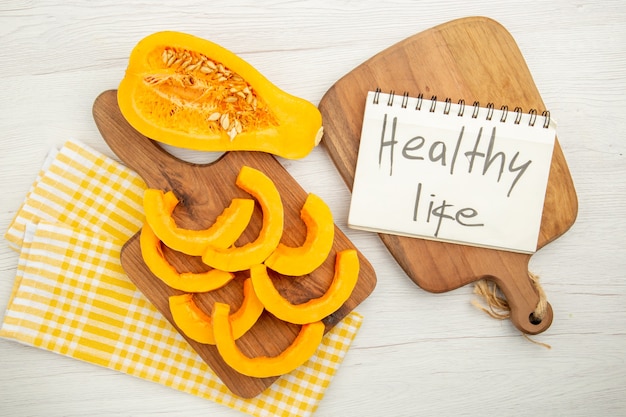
[207,112,221,121]
[151,46,277,138]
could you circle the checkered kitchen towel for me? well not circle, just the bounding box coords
[1,140,363,417]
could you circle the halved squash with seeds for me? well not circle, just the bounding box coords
[202,166,283,272]
[212,302,325,378]
[168,279,264,345]
[144,188,255,256]
[140,222,235,293]
[118,31,323,159]
[264,193,334,276]
[251,249,360,324]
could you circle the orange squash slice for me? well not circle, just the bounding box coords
[212,302,325,378]
[168,278,263,345]
[202,166,283,272]
[140,222,235,292]
[264,193,334,276]
[251,249,360,324]
[144,189,255,256]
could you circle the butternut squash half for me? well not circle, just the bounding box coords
[168,279,264,345]
[212,302,325,378]
[144,188,254,256]
[202,166,283,272]
[264,193,334,276]
[251,249,360,324]
[140,222,235,293]
[118,31,323,159]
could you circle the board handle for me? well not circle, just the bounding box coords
[92,90,215,187]
[489,260,553,335]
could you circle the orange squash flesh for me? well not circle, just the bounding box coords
[201,166,283,272]
[118,31,323,159]
[144,189,255,256]
[168,278,263,345]
[264,193,334,276]
[140,222,235,293]
[212,302,325,378]
[251,249,360,324]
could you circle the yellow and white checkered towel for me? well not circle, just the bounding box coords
[1,140,362,417]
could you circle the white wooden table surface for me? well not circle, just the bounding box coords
[1,1,624,416]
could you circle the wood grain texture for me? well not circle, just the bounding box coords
[319,17,578,335]
[92,90,376,398]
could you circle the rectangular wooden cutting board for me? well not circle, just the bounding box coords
[93,90,377,398]
[319,17,578,335]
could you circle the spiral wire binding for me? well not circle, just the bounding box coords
[472,101,481,119]
[372,88,551,128]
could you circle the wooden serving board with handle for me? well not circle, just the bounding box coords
[319,16,577,335]
[92,89,376,398]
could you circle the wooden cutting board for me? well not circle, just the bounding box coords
[92,90,376,398]
[319,16,577,335]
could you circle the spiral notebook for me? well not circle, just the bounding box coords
[348,90,557,254]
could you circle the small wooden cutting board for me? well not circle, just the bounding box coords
[92,90,376,398]
[319,17,578,335]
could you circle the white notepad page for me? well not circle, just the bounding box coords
[348,90,556,253]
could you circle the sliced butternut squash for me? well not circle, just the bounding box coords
[251,249,360,324]
[140,222,235,292]
[202,166,283,272]
[168,278,263,345]
[118,31,323,159]
[264,193,334,276]
[144,188,255,256]
[212,302,325,378]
